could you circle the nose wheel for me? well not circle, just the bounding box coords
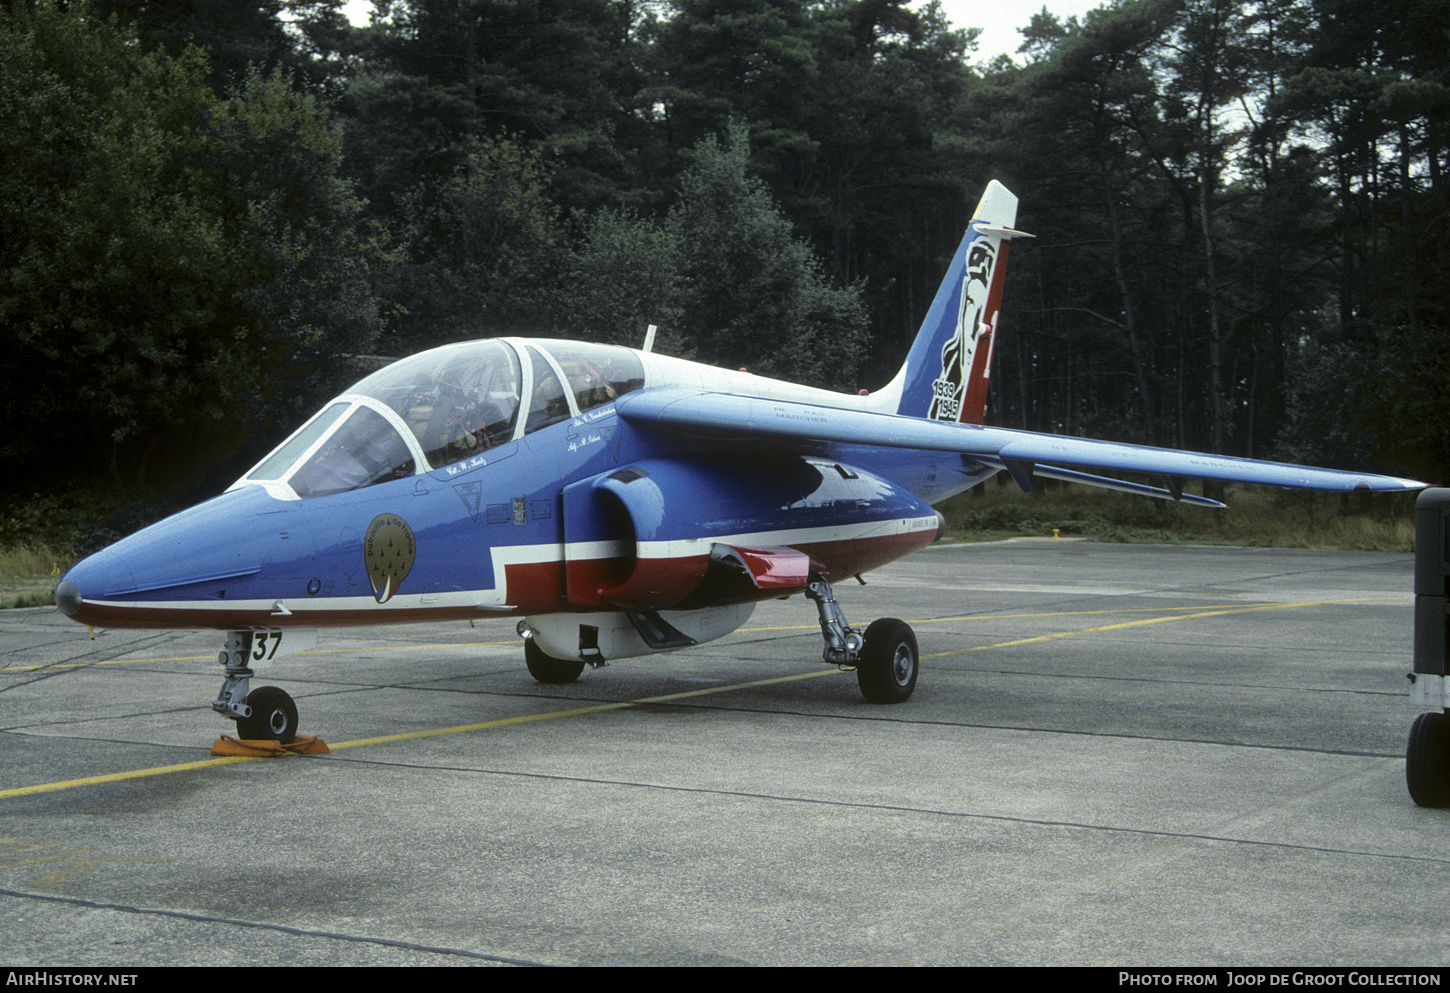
[237,686,299,744]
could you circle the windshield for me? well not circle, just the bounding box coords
[247,402,349,482]
[352,339,523,469]
[289,406,415,498]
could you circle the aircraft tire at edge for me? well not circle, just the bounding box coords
[857,618,919,705]
[238,686,299,744]
[1406,711,1450,807]
[524,638,587,684]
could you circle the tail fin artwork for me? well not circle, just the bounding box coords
[875,181,1033,424]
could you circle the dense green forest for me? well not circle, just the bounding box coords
[2,0,1446,502]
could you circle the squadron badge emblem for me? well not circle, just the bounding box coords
[364,513,415,603]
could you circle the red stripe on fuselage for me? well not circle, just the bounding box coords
[68,524,939,630]
[556,526,938,611]
[64,600,499,631]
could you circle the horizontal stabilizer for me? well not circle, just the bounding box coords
[975,225,1036,240]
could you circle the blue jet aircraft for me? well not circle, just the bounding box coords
[54,182,1427,743]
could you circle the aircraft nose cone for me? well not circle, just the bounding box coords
[55,579,83,617]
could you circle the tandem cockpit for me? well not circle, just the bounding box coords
[233,338,646,500]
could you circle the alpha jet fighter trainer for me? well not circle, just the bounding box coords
[55,182,1426,743]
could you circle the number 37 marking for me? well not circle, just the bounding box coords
[244,629,316,668]
[251,632,283,661]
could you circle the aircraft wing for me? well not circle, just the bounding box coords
[615,388,1426,496]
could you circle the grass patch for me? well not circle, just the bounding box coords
[0,544,68,609]
[0,489,193,610]
[940,477,1417,552]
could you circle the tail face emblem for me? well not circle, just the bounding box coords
[879,181,1030,424]
[364,513,416,603]
[927,231,999,424]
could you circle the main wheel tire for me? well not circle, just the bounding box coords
[857,618,918,704]
[524,638,586,684]
[237,686,298,744]
[1407,711,1450,808]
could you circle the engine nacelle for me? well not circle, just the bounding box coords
[562,454,940,610]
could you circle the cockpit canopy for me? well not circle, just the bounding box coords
[236,338,645,499]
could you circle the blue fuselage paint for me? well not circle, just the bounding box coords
[59,397,949,630]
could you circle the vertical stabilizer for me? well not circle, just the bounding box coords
[876,181,1032,423]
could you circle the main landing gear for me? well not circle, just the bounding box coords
[514,574,921,704]
[806,574,919,704]
[214,631,299,744]
[1406,711,1450,808]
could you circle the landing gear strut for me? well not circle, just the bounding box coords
[213,631,299,743]
[806,575,863,666]
[806,574,919,704]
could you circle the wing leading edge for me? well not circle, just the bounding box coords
[616,388,1426,499]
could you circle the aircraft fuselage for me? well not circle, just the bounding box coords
[57,338,969,632]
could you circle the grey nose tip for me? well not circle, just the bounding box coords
[55,579,82,617]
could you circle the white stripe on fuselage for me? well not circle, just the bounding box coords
[86,515,938,619]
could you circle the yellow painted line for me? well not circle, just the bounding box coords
[922,597,1402,659]
[0,641,522,672]
[741,605,1239,634]
[10,599,1406,672]
[741,597,1408,635]
[0,755,260,799]
[2,655,213,671]
[0,669,837,800]
[4,608,1227,669]
[3,594,1408,796]
[937,595,1406,624]
[326,669,835,750]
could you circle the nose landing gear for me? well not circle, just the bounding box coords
[213,631,301,744]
